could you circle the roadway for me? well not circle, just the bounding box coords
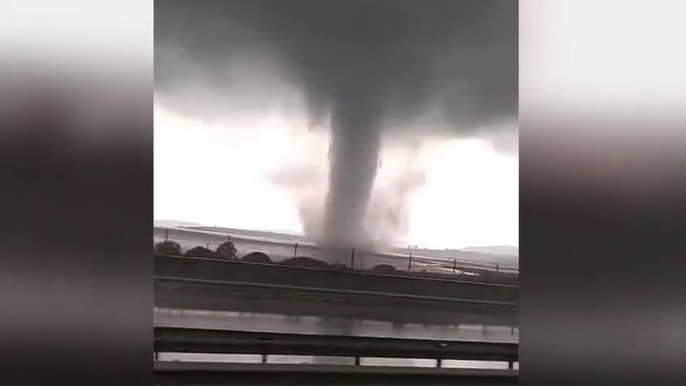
[154,308,519,343]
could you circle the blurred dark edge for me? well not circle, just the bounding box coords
[520,124,686,386]
[0,65,153,385]
[154,362,519,386]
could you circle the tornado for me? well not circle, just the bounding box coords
[324,95,383,247]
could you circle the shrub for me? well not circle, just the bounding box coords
[242,251,273,264]
[154,241,182,255]
[185,246,216,258]
[369,264,397,274]
[215,240,238,259]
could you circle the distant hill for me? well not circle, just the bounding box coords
[390,246,518,268]
[179,225,310,243]
[461,246,519,257]
[154,219,203,228]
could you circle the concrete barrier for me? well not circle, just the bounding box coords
[154,255,518,303]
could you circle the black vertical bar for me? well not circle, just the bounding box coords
[351,248,355,270]
[294,242,298,258]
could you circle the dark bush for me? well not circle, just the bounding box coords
[215,240,238,259]
[281,256,331,270]
[369,264,397,274]
[154,241,182,255]
[185,246,216,258]
[242,251,273,264]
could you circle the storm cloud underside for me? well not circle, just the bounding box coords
[155,0,518,249]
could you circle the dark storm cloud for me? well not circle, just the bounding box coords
[155,0,518,249]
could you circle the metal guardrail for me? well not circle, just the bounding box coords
[154,327,518,366]
[154,326,519,384]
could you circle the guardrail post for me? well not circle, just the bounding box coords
[453,259,457,275]
[354,356,360,366]
[262,354,268,364]
[351,248,355,270]
[293,242,298,258]
[508,361,514,369]
[436,358,442,368]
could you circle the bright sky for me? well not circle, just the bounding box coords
[154,103,518,249]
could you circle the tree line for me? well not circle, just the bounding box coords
[155,239,384,271]
[153,239,518,285]
[154,240,270,263]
